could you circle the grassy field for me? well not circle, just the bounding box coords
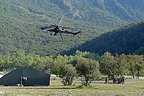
[0,79,144,96]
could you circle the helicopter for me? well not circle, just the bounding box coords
[40,15,82,40]
[41,25,81,40]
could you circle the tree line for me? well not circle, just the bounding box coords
[66,21,144,56]
[0,50,144,86]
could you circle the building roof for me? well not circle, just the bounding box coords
[0,67,50,86]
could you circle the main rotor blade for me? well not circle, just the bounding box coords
[41,25,55,30]
[58,14,65,26]
[41,26,50,30]
[59,31,64,41]
[61,26,74,30]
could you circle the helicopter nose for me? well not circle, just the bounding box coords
[41,27,45,30]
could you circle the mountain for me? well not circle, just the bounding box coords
[89,0,144,22]
[1,0,144,55]
[64,21,144,55]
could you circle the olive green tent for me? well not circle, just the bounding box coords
[0,68,50,86]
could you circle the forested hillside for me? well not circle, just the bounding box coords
[1,0,144,56]
[66,21,144,55]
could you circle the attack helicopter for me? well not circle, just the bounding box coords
[40,15,82,40]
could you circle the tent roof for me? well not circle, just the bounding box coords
[2,67,49,78]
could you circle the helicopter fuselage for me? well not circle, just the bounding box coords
[47,26,61,35]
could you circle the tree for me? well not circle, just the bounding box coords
[41,56,54,74]
[126,54,137,78]
[132,55,144,78]
[76,58,101,86]
[124,54,144,78]
[59,64,77,86]
[100,52,116,79]
[53,54,69,75]
[114,54,127,76]
[15,50,27,68]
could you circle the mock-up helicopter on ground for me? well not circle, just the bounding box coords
[40,15,82,40]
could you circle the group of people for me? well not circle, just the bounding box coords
[113,76,125,84]
[105,75,125,84]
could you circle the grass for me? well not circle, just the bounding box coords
[0,79,144,96]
